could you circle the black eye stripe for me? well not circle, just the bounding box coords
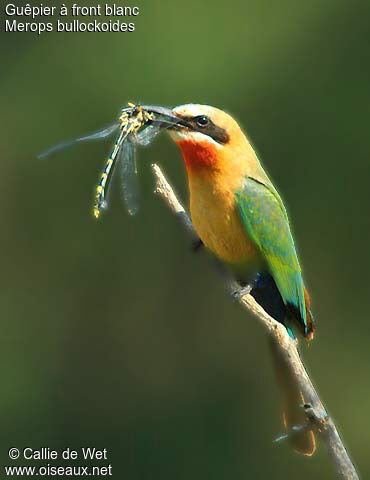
[178,115,230,144]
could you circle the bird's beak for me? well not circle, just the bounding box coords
[138,105,194,133]
[139,105,183,129]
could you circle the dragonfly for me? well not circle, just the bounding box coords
[39,104,181,218]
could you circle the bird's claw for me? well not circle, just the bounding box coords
[229,283,252,301]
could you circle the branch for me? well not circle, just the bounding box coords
[151,163,359,480]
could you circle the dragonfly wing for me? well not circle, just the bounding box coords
[76,123,119,141]
[38,123,119,159]
[134,123,162,146]
[119,139,140,216]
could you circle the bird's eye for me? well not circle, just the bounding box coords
[195,115,209,127]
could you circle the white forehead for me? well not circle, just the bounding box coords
[172,104,214,117]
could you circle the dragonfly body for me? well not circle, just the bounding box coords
[93,106,154,218]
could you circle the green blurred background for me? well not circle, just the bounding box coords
[1,0,369,477]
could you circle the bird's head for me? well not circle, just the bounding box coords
[167,104,255,175]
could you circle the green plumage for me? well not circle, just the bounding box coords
[235,177,308,336]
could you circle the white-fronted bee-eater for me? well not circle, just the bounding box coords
[166,104,316,456]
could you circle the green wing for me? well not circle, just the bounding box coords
[235,177,308,334]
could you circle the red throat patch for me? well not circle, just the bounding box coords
[177,140,218,172]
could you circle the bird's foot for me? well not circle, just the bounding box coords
[229,282,252,301]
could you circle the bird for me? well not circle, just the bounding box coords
[166,104,316,456]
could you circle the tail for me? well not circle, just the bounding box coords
[269,338,316,456]
[250,273,316,341]
[287,287,316,341]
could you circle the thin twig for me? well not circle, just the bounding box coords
[151,163,359,480]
